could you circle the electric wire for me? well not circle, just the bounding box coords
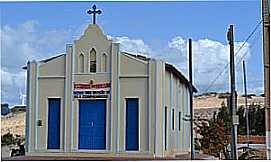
[202,29,262,92]
[202,20,263,93]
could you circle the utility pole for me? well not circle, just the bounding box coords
[262,0,270,159]
[227,24,239,160]
[242,60,250,147]
[188,38,194,160]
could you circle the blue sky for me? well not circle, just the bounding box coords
[1,1,264,105]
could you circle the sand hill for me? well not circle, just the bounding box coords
[194,92,264,109]
[1,112,25,136]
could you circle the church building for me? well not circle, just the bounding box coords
[24,5,197,158]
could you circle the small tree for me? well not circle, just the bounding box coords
[195,102,232,159]
[196,102,265,159]
[237,103,265,136]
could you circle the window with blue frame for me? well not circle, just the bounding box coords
[172,109,174,130]
[179,111,181,131]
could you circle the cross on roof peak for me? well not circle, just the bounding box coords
[87,4,102,24]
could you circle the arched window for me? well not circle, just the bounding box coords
[101,53,107,72]
[89,49,96,72]
[79,53,84,73]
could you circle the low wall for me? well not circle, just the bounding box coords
[238,135,266,144]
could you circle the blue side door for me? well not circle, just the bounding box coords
[79,100,106,150]
[47,98,61,149]
[125,98,139,151]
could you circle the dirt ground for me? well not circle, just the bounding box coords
[1,153,218,161]
[1,145,12,158]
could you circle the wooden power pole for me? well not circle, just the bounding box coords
[262,0,270,159]
[227,24,239,160]
[242,60,250,147]
[188,38,194,160]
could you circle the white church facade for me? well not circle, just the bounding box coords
[24,6,197,158]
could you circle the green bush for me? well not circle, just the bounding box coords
[1,132,25,146]
[1,132,16,146]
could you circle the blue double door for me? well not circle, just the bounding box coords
[79,100,106,150]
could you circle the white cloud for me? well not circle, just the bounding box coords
[166,36,251,92]
[108,36,152,56]
[106,35,252,93]
[1,20,71,71]
[1,20,72,105]
[1,68,26,106]
[0,21,258,105]
[168,36,187,51]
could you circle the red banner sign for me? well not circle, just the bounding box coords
[74,82,110,89]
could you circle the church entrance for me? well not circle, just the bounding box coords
[47,98,61,149]
[125,98,139,151]
[78,99,106,150]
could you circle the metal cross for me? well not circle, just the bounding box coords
[87,4,102,24]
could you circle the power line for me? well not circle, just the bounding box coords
[203,20,263,93]
[202,29,262,92]
[235,29,262,68]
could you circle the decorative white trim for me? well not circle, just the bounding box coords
[162,62,166,155]
[70,83,74,151]
[118,150,150,154]
[147,61,150,152]
[76,149,112,153]
[176,81,180,151]
[106,98,111,151]
[70,45,74,152]
[154,61,158,155]
[73,72,111,75]
[76,99,79,151]
[154,61,160,154]
[76,98,109,100]
[25,61,31,152]
[38,76,65,79]
[117,49,120,152]
[46,149,62,153]
[64,44,71,152]
[122,53,148,65]
[35,61,39,151]
[181,84,185,151]
[185,87,190,149]
[68,44,73,152]
[71,44,76,151]
[108,43,115,152]
[119,75,148,78]
[109,45,113,152]
[63,54,67,152]
[170,72,174,151]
